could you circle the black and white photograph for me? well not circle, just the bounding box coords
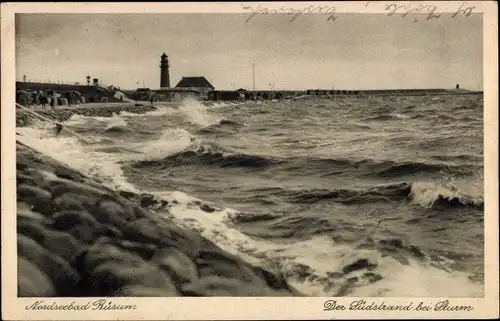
[2,1,498,319]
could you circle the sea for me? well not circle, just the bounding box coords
[16,93,484,297]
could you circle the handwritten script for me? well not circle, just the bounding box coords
[324,299,475,312]
[242,2,476,24]
[241,4,337,23]
[381,1,476,20]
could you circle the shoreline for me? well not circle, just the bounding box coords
[16,103,159,127]
[16,141,302,297]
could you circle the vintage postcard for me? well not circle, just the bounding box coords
[1,1,498,320]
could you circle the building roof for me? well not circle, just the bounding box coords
[175,77,214,89]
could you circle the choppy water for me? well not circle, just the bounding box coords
[16,94,484,297]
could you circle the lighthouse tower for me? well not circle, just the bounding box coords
[160,53,170,88]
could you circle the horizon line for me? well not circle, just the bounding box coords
[15,81,483,93]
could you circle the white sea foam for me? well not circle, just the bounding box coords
[16,125,138,192]
[64,114,92,126]
[149,190,483,297]
[410,181,483,208]
[178,98,222,126]
[65,106,172,126]
[104,116,128,129]
[134,127,194,161]
[65,112,125,127]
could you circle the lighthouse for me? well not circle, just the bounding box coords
[160,53,170,88]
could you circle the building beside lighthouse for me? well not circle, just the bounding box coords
[174,76,214,99]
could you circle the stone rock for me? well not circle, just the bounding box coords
[118,190,137,200]
[362,272,383,284]
[152,247,199,287]
[17,219,49,244]
[52,192,96,212]
[43,230,82,264]
[17,146,39,164]
[16,154,30,170]
[182,276,271,296]
[79,241,140,272]
[114,285,179,297]
[408,245,426,259]
[17,184,53,216]
[287,263,314,283]
[18,201,33,211]
[115,240,158,260]
[342,259,377,275]
[91,199,132,226]
[109,195,138,221]
[54,166,85,182]
[44,179,105,199]
[122,218,202,258]
[80,243,178,296]
[17,204,47,222]
[139,194,159,208]
[68,224,102,244]
[84,179,114,194]
[251,266,298,294]
[178,283,210,296]
[18,234,80,296]
[87,261,178,296]
[18,257,57,297]
[98,224,124,238]
[199,237,226,253]
[200,204,216,213]
[52,210,100,230]
[17,170,45,186]
[132,206,152,219]
[196,249,264,285]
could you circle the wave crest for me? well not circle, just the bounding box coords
[409,182,483,209]
[102,125,132,134]
[238,182,483,210]
[133,141,280,169]
[198,119,245,134]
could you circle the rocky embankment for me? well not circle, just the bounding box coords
[16,104,157,127]
[17,142,301,296]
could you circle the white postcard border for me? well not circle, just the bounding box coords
[1,2,498,320]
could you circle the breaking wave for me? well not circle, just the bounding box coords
[237,182,483,210]
[133,142,280,169]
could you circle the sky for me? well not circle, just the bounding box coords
[15,13,483,91]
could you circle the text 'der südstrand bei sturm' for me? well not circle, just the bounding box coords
[324,300,475,312]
